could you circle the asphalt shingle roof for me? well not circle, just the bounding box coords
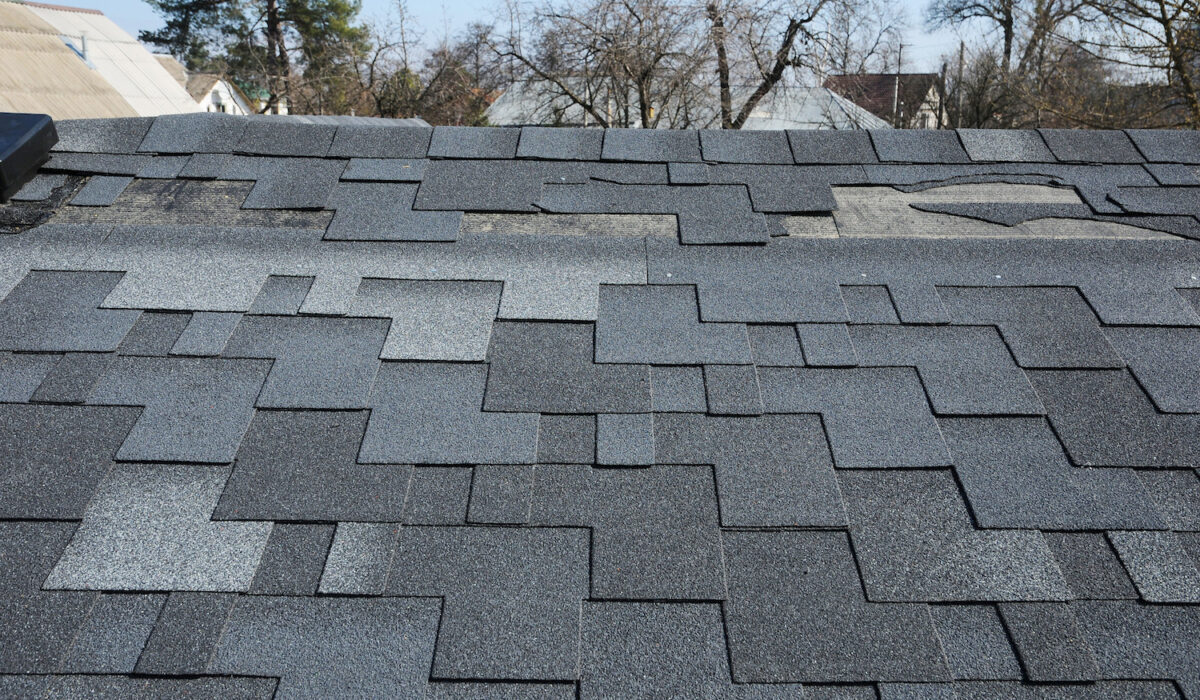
[1,113,1200,697]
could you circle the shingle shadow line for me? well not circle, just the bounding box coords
[586,597,727,605]
[719,527,852,538]
[990,599,1035,681]
[1111,358,1200,417]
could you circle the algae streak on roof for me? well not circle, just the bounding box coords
[1,115,1199,698]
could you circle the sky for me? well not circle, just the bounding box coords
[97,0,965,73]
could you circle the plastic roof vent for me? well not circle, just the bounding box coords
[0,113,58,202]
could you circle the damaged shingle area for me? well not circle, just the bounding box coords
[2,113,1200,696]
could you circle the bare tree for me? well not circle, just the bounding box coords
[706,0,834,128]
[1077,0,1200,125]
[490,0,869,128]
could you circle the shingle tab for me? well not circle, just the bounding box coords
[596,413,654,466]
[840,469,1070,602]
[518,126,603,160]
[138,113,248,154]
[485,321,650,413]
[404,466,471,525]
[532,465,724,599]
[214,410,410,522]
[788,129,878,164]
[1029,369,1200,467]
[133,593,237,675]
[957,129,1055,162]
[1126,128,1200,163]
[211,596,442,696]
[235,119,336,156]
[655,413,846,527]
[1043,532,1138,600]
[0,405,139,519]
[56,117,154,154]
[759,366,950,468]
[469,465,534,525]
[928,604,1022,680]
[581,602,803,697]
[30,351,113,404]
[384,526,588,680]
[602,128,702,162]
[1039,129,1143,163]
[328,125,432,158]
[62,593,164,673]
[940,286,1122,368]
[44,465,272,592]
[88,356,270,463]
[700,129,793,164]
[326,181,461,241]
[223,315,387,408]
[702,363,763,415]
[941,417,1163,529]
[596,285,752,364]
[871,130,970,163]
[0,271,139,352]
[429,126,520,158]
[1109,530,1200,602]
[998,603,1099,681]
[723,530,949,683]
[1104,327,1200,412]
[362,362,539,464]
[70,175,132,206]
[249,524,335,596]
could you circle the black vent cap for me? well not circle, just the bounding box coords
[0,113,57,202]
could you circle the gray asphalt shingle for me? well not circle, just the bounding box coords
[214,410,410,522]
[532,465,724,599]
[223,315,387,408]
[88,356,270,463]
[44,466,272,592]
[9,116,1200,694]
[362,362,539,464]
[723,530,950,683]
[485,321,650,413]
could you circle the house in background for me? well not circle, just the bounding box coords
[21,0,200,116]
[486,80,888,129]
[0,0,199,119]
[824,73,945,129]
[186,74,253,115]
[0,0,136,118]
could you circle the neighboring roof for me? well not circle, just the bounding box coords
[487,80,889,129]
[825,72,941,123]
[3,115,1200,696]
[186,73,221,101]
[23,0,201,116]
[155,53,187,88]
[0,1,136,118]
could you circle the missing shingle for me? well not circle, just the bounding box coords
[49,178,332,228]
[461,212,676,237]
[831,184,1179,239]
[0,174,85,233]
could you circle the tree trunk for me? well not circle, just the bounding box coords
[265,0,287,114]
[706,2,734,129]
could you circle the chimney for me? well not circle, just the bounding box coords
[80,33,88,63]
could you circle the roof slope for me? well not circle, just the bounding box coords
[825,72,941,123]
[0,1,136,119]
[487,80,890,129]
[2,116,1200,697]
[24,1,201,117]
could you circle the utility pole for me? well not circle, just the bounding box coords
[893,43,904,128]
[956,41,965,128]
